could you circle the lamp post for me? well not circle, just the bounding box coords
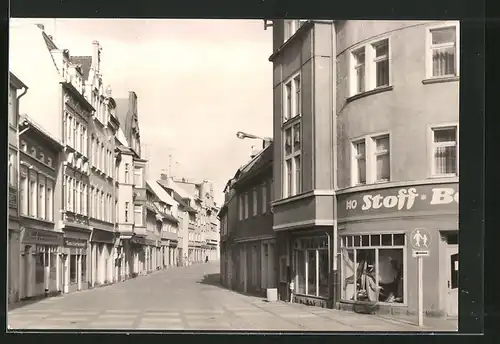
[235,131,272,149]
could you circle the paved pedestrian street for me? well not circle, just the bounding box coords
[8,262,457,332]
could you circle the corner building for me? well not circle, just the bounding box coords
[268,20,459,318]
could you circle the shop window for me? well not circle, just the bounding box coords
[294,236,329,298]
[341,234,405,304]
[295,250,306,294]
[70,254,77,284]
[318,249,329,297]
[307,250,317,296]
[35,253,45,284]
[81,255,87,282]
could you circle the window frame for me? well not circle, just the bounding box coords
[46,179,54,221]
[20,166,28,216]
[29,173,37,218]
[20,140,28,153]
[134,205,143,226]
[244,192,249,219]
[261,182,267,214]
[425,21,460,80]
[283,119,302,198]
[282,72,301,123]
[350,132,392,186]
[428,123,459,178]
[252,187,258,216]
[349,36,392,97]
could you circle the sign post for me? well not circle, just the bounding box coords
[409,228,432,328]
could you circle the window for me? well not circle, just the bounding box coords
[30,147,36,157]
[101,145,105,171]
[73,179,77,213]
[20,167,28,215]
[66,113,72,146]
[82,184,87,216]
[284,122,301,197]
[244,192,249,219]
[134,167,143,187]
[9,87,16,126]
[20,141,27,152]
[39,152,45,164]
[75,181,81,214]
[284,20,307,40]
[294,236,329,298]
[252,188,258,216]
[66,176,73,212]
[8,153,15,186]
[373,135,390,182]
[261,183,267,213]
[47,157,52,167]
[70,254,77,284]
[352,134,391,186]
[29,175,37,217]
[428,24,458,78]
[125,202,129,222]
[38,177,46,220]
[350,38,391,96]
[283,73,301,122]
[432,126,458,176]
[35,253,45,284]
[125,163,130,183]
[239,194,244,221]
[341,234,405,304]
[46,181,53,221]
[75,122,80,152]
[373,39,389,87]
[352,48,366,94]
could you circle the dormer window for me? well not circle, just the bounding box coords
[39,152,45,163]
[20,141,27,152]
[30,147,36,157]
[47,157,53,167]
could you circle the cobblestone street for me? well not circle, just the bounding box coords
[8,262,457,332]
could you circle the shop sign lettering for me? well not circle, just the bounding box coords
[23,228,63,245]
[339,183,458,219]
[64,238,87,248]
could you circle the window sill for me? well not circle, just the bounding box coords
[422,76,459,85]
[282,114,302,128]
[347,85,394,103]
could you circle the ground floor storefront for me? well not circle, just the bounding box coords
[188,244,203,264]
[8,219,21,304]
[88,228,117,287]
[18,226,65,300]
[336,181,459,318]
[61,226,91,294]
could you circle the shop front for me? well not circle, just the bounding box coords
[169,240,178,267]
[336,181,459,318]
[130,235,146,277]
[89,228,116,287]
[61,228,90,294]
[20,227,64,299]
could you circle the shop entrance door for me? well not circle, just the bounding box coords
[447,245,459,317]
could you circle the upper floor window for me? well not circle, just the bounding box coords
[431,126,458,177]
[262,182,267,214]
[351,133,391,186]
[284,20,307,41]
[239,193,244,221]
[252,188,258,216]
[284,122,302,197]
[134,167,143,187]
[283,73,301,122]
[39,152,45,164]
[30,147,36,157]
[244,192,249,219]
[47,157,52,167]
[135,205,143,226]
[350,38,391,97]
[427,23,459,78]
[8,88,16,127]
[20,141,27,153]
[8,152,16,186]
[125,202,129,222]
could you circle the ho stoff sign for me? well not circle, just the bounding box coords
[338,183,458,220]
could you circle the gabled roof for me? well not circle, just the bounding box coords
[157,179,198,214]
[70,56,92,81]
[233,143,273,188]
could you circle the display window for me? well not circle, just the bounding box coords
[341,233,405,304]
[293,236,329,298]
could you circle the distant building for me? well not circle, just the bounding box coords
[219,143,275,295]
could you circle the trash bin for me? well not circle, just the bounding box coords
[266,288,278,302]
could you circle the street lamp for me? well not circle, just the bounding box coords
[235,131,273,148]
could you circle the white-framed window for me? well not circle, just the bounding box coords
[283,121,301,197]
[29,174,37,217]
[39,151,45,164]
[46,180,54,221]
[100,145,105,172]
[134,167,143,187]
[30,147,36,157]
[351,133,391,186]
[340,233,406,304]
[66,176,72,212]
[239,193,244,221]
[20,141,27,153]
[65,113,72,147]
[284,20,307,40]
[426,22,459,79]
[47,157,52,167]
[252,188,258,216]
[244,192,249,219]
[293,236,329,297]
[38,176,46,220]
[350,38,391,97]
[134,205,143,226]
[261,182,267,214]
[283,73,301,122]
[83,184,87,216]
[75,122,80,152]
[431,125,458,177]
[20,167,28,215]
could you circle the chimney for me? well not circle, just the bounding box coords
[36,24,45,31]
[92,40,101,72]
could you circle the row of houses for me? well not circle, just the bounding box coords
[7,23,219,304]
[219,20,459,319]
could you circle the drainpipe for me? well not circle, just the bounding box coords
[16,85,29,218]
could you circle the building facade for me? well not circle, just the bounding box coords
[220,144,275,296]
[8,72,28,304]
[18,115,64,300]
[267,19,459,317]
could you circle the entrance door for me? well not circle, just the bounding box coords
[447,245,459,317]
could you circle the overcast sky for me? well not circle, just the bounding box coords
[11,18,273,205]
